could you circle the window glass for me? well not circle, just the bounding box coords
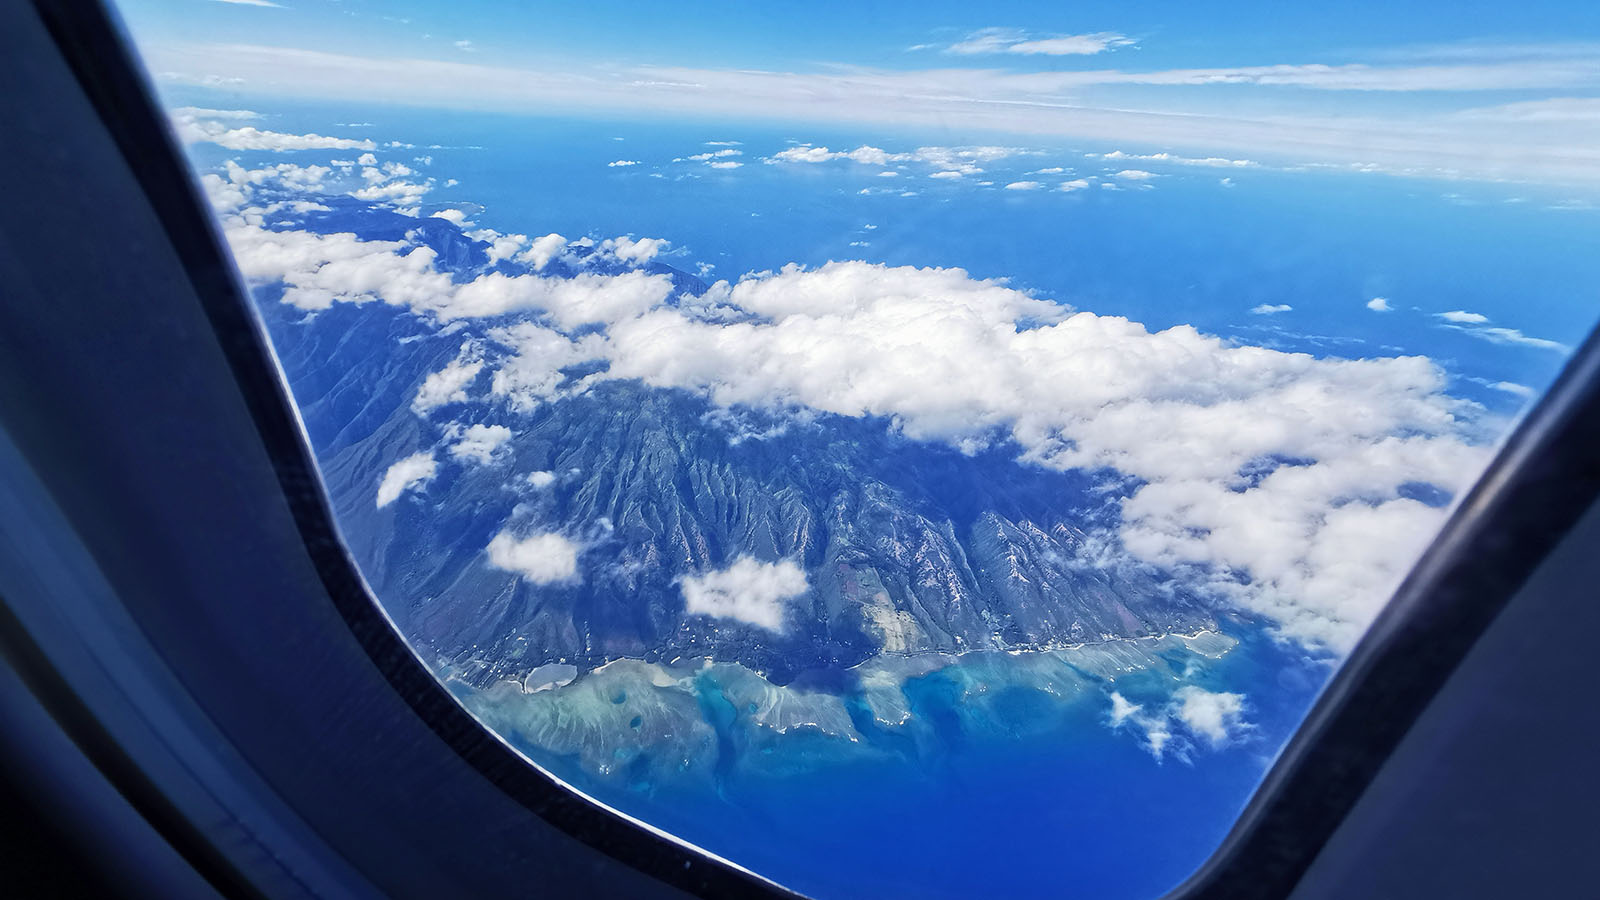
[113,2,1600,896]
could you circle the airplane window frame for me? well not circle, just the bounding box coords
[16,0,1600,897]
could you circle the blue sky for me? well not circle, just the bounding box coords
[121,0,1600,186]
[127,0,1600,69]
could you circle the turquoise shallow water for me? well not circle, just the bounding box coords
[460,626,1325,900]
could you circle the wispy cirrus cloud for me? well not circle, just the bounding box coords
[1458,326,1569,352]
[146,42,1600,185]
[1435,309,1568,352]
[171,106,261,120]
[936,28,1137,57]
[1453,97,1600,122]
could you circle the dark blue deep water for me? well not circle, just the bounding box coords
[510,629,1322,900]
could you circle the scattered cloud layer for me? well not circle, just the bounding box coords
[1108,687,1250,760]
[767,144,1023,177]
[206,125,1515,655]
[1093,150,1259,169]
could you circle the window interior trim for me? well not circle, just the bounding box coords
[29,0,1600,897]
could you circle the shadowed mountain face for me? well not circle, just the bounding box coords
[254,201,1218,690]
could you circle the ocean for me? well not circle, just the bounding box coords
[464,626,1324,899]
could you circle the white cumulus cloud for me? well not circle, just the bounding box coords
[1367,296,1393,312]
[1170,686,1248,746]
[447,423,513,465]
[413,346,485,413]
[1250,303,1293,315]
[376,452,436,508]
[1108,686,1250,759]
[172,111,376,152]
[583,261,1491,653]
[225,222,672,325]
[602,236,669,265]
[1107,691,1173,757]
[680,557,809,631]
[1437,309,1489,324]
[519,233,569,271]
[487,531,580,584]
